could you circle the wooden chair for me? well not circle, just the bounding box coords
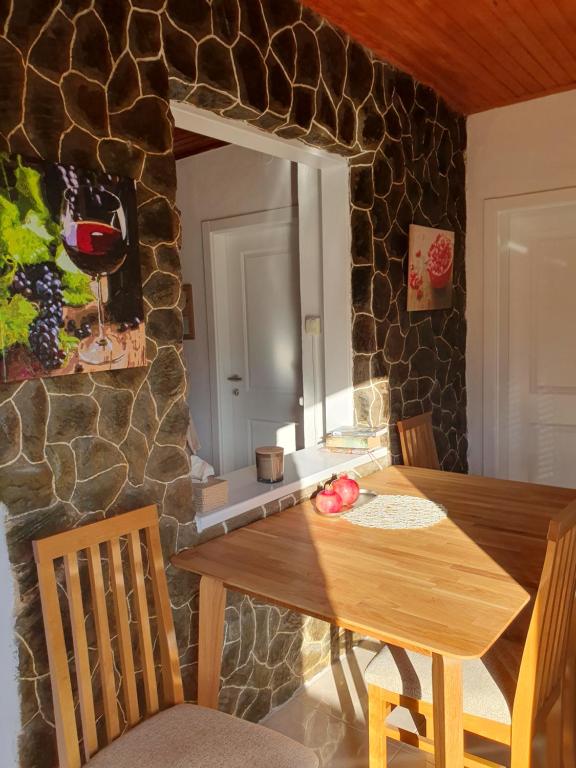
[34,505,318,768]
[365,500,576,767]
[396,412,440,469]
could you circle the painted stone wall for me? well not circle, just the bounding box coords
[0,1,466,766]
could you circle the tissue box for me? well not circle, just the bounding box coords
[192,478,229,513]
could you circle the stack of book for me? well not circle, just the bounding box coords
[324,425,387,452]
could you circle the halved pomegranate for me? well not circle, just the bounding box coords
[426,234,453,289]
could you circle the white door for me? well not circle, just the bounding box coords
[484,190,576,487]
[206,209,304,473]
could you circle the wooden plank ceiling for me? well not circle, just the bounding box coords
[303,0,576,114]
[173,128,228,160]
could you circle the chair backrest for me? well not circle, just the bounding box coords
[33,506,184,768]
[396,412,440,469]
[512,500,576,761]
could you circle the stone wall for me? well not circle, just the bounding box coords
[0,2,466,766]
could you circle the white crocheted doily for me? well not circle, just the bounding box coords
[343,494,447,530]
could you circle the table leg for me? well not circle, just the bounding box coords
[432,654,464,768]
[198,575,226,709]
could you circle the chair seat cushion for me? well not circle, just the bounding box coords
[365,639,522,725]
[86,704,318,768]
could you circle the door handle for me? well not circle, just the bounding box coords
[227,374,243,381]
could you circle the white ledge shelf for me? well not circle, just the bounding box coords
[195,442,389,532]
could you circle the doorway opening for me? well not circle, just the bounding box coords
[171,102,352,478]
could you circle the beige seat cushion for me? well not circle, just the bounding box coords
[87,704,318,768]
[365,639,522,725]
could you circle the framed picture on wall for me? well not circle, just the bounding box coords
[182,283,195,340]
[0,153,145,383]
[407,224,455,311]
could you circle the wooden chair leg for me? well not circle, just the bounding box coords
[198,575,226,709]
[368,684,392,768]
[563,608,576,768]
[546,699,563,768]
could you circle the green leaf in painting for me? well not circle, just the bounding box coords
[14,160,51,224]
[0,196,20,234]
[62,270,94,307]
[0,272,14,301]
[58,329,79,355]
[3,224,52,266]
[24,210,54,243]
[0,294,37,351]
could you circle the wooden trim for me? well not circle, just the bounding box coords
[301,0,576,114]
[172,127,227,160]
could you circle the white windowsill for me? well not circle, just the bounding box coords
[195,441,389,533]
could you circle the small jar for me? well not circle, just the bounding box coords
[255,446,284,483]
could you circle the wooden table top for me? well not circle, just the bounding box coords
[172,466,576,660]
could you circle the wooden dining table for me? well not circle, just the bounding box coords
[172,465,576,768]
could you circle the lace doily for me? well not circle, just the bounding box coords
[343,494,447,530]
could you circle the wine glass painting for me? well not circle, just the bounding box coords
[407,224,455,311]
[0,154,145,382]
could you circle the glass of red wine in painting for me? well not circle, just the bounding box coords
[61,185,128,365]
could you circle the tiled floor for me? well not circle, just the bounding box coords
[263,642,513,768]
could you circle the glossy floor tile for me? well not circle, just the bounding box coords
[263,644,513,767]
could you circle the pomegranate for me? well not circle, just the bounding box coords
[426,233,453,289]
[315,487,343,515]
[409,263,423,292]
[332,474,360,506]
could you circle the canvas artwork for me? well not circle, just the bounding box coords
[407,224,455,311]
[0,154,145,383]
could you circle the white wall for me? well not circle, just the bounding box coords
[466,90,576,474]
[0,507,20,768]
[176,145,297,467]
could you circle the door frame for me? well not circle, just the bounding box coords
[483,187,576,478]
[203,207,304,473]
[171,101,354,471]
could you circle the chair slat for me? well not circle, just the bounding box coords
[86,544,121,743]
[127,530,159,715]
[107,537,140,726]
[35,558,82,768]
[64,552,98,760]
[145,524,184,706]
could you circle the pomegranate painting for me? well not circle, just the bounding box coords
[407,224,455,311]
